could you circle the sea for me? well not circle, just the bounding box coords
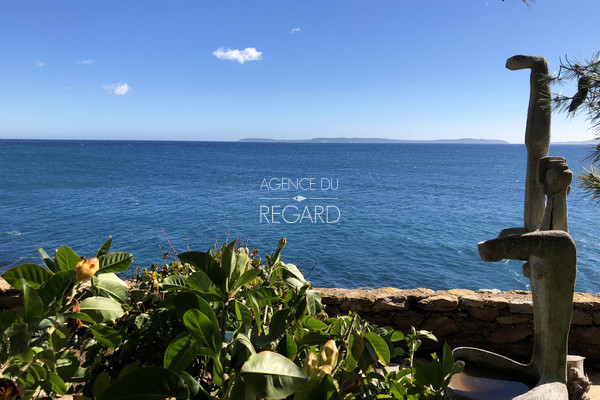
[1,139,599,293]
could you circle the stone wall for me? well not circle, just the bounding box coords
[318,287,600,362]
[2,277,599,362]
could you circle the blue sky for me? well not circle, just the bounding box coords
[0,0,598,143]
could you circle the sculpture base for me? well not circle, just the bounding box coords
[447,370,530,400]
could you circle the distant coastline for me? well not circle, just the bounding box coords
[238,137,510,144]
[239,137,596,145]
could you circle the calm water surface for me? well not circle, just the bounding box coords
[1,140,599,292]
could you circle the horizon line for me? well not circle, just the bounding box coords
[0,136,597,145]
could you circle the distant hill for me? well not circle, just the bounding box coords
[552,140,596,145]
[238,137,510,144]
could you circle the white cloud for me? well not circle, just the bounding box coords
[101,82,131,95]
[36,61,46,67]
[213,47,262,64]
[76,59,93,66]
[290,27,302,34]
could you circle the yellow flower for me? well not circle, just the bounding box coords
[319,340,339,369]
[75,257,99,282]
[317,365,333,376]
[302,352,319,378]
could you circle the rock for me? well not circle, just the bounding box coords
[496,314,532,325]
[460,294,507,309]
[417,295,458,312]
[445,289,476,297]
[421,316,458,337]
[571,327,600,346]
[465,306,499,321]
[571,309,593,326]
[0,277,15,292]
[393,312,425,329]
[487,324,533,343]
[508,298,534,314]
[478,289,502,295]
[573,293,600,311]
[373,297,408,312]
[593,311,600,325]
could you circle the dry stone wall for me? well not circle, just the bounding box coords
[2,277,599,362]
[318,287,600,362]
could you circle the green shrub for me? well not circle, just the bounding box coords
[0,236,462,399]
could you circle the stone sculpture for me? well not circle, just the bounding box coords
[446,55,578,400]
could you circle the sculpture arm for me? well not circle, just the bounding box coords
[478,230,575,264]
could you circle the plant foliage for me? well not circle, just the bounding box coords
[546,52,600,200]
[0,236,462,399]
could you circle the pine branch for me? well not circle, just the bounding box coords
[579,166,600,202]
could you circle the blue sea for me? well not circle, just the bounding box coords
[1,139,599,293]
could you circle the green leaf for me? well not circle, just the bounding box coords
[268,309,291,341]
[79,296,124,323]
[306,290,321,316]
[19,362,47,389]
[391,331,405,342]
[98,366,189,400]
[162,274,189,291]
[416,330,438,342]
[364,332,390,365]
[442,343,455,376]
[231,268,260,294]
[185,270,212,292]
[55,246,81,271]
[276,333,297,360]
[179,251,222,288]
[183,309,220,353]
[303,316,328,331]
[2,263,50,290]
[232,248,250,284]
[174,292,217,319]
[93,371,111,399]
[38,270,76,311]
[179,370,205,400]
[310,374,341,400]
[280,263,306,291]
[164,332,204,373]
[298,332,331,347]
[414,359,444,390]
[64,311,96,325]
[98,252,133,274]
[36,349,56,372]
[90,324,122,348]
[49,325,71,352]
[94,273,130,304]
[246,292,262,334]
[23,283,44,323]
[37,247,57,272]
[221,240,237,291]
[241,351,307,399]
[96,235,113,258]
[56,352,80,381]
[389,379,408,398]
[118,360,140,380]
[235,300,252,327]
[240,286,279,306]
[231,334,256,370]
[346,331,364,372]
[47,371,68,395]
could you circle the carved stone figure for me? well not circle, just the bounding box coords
[446,55,579,400]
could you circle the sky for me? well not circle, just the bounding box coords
[0,0,599,143]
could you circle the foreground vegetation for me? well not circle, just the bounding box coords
[0,237,462,399]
